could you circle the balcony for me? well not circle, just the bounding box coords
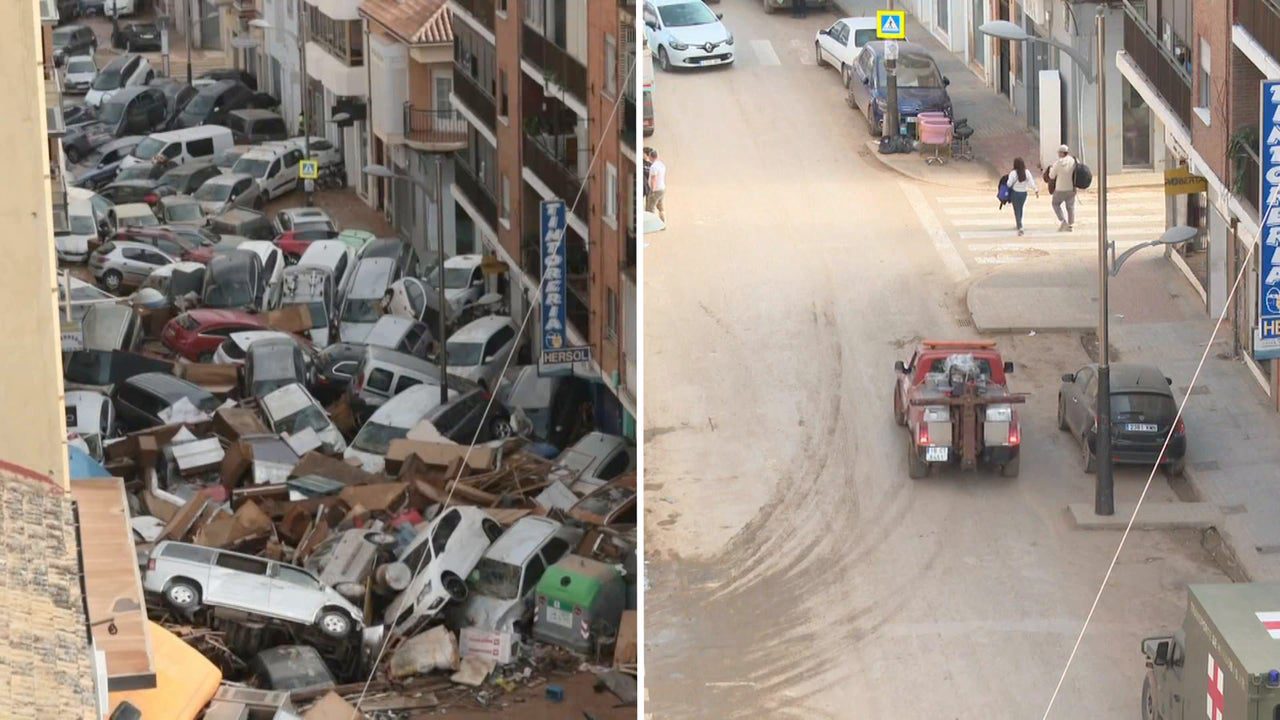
[1123,10,1192,130]
[1238,0,1280,63]
[1232,129,1261,216]
[454,157,498,228]
[523,132,589,223]
[452,0,495,34]
[521,24,588,104]
[403,105,467,151]
[453,66,496,131]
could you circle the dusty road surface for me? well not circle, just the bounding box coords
[642,2,1229,718]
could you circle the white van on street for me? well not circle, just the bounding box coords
[120,126,234,170]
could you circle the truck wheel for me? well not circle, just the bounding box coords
[893,391,906,426]
[1081,434,1097,474]
[906,438,928,479]
[1164,457,1185,478]
[1000,455,1020,478]
[1141,673,1156,720]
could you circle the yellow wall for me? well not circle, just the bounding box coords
[0,0,70,488]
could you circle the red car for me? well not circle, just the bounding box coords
[162,308,268,361]
[273,208,340,261]
[114,226,217,265]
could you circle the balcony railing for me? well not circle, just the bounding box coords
[403,105,467,147]
[454,157,498,227]
[1123,10,1192,130]
[1232,130,1262,215]
[452,66,496,130]
[523,132,589,223]
[1239,0,1280,64]
[452,0,495,33]
[522,24,588,103]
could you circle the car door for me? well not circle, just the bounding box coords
[1065,367,1095,435]
[851,49,875,116]
[819,21,845,68]
[267,563,323,624]
[265,158,285,197]
[282,150,302,193]
[135,249,171,281]
[231,177,254,208]
[118,246,150,283]
[206,552,272,611]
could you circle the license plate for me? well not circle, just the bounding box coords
[925,446,949,462]
[545,606,573,628]
[1125,423,1158,432]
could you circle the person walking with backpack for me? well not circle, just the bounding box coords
[1005,157,1038,236]
[1048,144,1078,232]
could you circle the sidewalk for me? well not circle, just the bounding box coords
[968,252,1280,580]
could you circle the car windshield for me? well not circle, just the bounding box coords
[275,404,330,436]
[352,421,409,455]
[878,54,943,88]
[447,340,484,366]
[294,220,336,235]
[53,31,72,48]
[132,137,165,160]
[92,68,123,91]
[115,164,155,181]
[853,29,877,47]
[341,297,381,323]
[233,158,271,177]
[1111,393,1175,422]
[97,102,125,126]
[67,58,95,74]
[69,214,97,235]
[658,2,717,27]
[195,182,231,200]
[120,213,158,228]
[470,558,521,600]
[301,301,328,327]
[426,266,474,290]
[214,150,242,169]
[168,204,203,221]
[186,92,217,115]
[64,351,112,385]
[205,261,257,308]
[253,348,299,380]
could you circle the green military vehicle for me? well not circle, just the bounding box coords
[1142,583,1280,720]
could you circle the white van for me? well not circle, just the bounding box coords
[59,187,114,263]
[231,145,304,200]
[120,126,234,170]
[298,240,356,300]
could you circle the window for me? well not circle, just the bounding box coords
[606,286,618,340]
[541,537,571,565]
[520,555,547,597]
[604,34,617,98]
[274,565,318,587]
[604,163,618,224]
[216,552,269,575]
[403,325,424,351]
[1196,37,1211,123]
[394,375,422,394]
[599,449,630,479]
[161,543,215,562]
[188,138,214,157]
[331,360,357,379]
[485,326,516,359]
[501,175,510,221]
[431,509,461,554]
[498,69,508,118]
[497,0,507,13]
[366,367,394,393]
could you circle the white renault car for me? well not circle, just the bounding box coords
[260,383,346,454]
[815,17,880,87]
[445,315,519,390]
[425,254,486,318]
[643,0,734,71]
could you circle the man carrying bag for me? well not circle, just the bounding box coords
[1047,144,1078,232]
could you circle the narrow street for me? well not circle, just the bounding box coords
[642,2,1228,718]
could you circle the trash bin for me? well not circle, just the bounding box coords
[532,555,625,654]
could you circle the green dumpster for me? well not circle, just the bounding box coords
[532,555,625,654]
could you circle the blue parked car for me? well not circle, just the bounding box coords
[847,41,953,137]
[73,136,143,189]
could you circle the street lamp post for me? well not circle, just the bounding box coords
[364,162,450,406]
[250,17,312,206]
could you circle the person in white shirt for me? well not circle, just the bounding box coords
[646,148,667,222]
[1005,157,1039,236]
[1047,144,1078,232]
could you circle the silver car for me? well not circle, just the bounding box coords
[142,540,363,638]
[88,239,178,292]
[194,172,265,215]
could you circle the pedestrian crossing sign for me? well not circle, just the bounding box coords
[299,160,319,180]
[877,10,906,40]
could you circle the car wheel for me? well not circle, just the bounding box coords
[489,415,513,439]
[65,146,81,164]
[814,41,822,66]
[1164,456,1186,478]
[657,47,672,72]
[101,269,122,292]
[906,435,928,479]
[316,609,353,638]
[1081,433,1097,474]
[164,580,200,610]
[892,388,906,427]
[441,572,467,602]
[1000,455,1020,478]
[1057,396,1069,431]
[1141,674,1156,720]
[841,63,851,88]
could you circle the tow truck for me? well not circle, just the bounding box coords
[892,340,1024,478]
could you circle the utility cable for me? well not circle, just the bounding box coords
[353,54,638,710]
[1040,214,1262,719]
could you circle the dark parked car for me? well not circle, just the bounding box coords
[847,41,953,136]
[55,0,82,22]
[113,159,177,183]
[198,68,259,91]
[225,109,288,144]
[1058,363,1187,476]
[110,372,219,431]
[73,135,143,189]
[242,336,310,399]
[359,237,418,280]
[149,78,199,129]
[63,103,97,128]
[98,179,163,206]
[62,123,115,164]
[175,80,277,129]
[52,25,97,66]
[156,160,222,196]
[311,342,364,403]
[111,20,162,51]
[493,365,592,448]
[96,85,168,136]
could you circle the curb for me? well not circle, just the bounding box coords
[1067,502,1219,531]
[862,139,995,192]
[1177,462,1259,582]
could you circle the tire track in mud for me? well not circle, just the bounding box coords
[647,296,951,719]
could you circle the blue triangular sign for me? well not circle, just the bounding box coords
[881,16,900,34]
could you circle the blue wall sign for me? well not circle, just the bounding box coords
[540,200,568,357]
[1259,80,1280,360]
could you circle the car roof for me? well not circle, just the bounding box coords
[366,315,413,344]
[113,204,154,217]
[367,382,456,427]
[481,517,563,565]
[66,53,96,64]
[111,240,164,252]
[863,41,933,58]
[187,308,261,325]
[165,160,216,176]
[349,257,395,292]
[444,254,483,269]
[451,315,514,342]
[261,383,317,417]
[1080,363,1172,394]
[280,207,331,220]
[160,195,200,206]
[837,16,880,28]
[65,390,108,424]
[151,261,205,276]
[238,240,277,259]
[299,240,349,264]
[205,172,254,186]
[126,372,206,398]
[241,145,291,160]
[228,330,290,349]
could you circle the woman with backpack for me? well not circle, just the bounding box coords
[1005,157,1039,236]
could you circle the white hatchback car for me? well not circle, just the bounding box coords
[445,315,520,389]
[343,382,459,473]
[425,254,486,318]
[643,0,734,71]
[211,330,296,365]
[65,390,117,462]
[383,507,504,638]
[260,383,346,454]
[815,17,880,87]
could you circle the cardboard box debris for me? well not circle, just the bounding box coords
[534,480,578,512]
[614,610,637,669]
[302,691,364,720]
[171,437,224,476]
[389,626,459,679]
[460,628,516,665]
[160,492,216,542]
[291,452,380,487]
[337,482,408,514]
[193,500,272,550]
[213,407,269,442]
[451,656,496,687]
[262,304,313,335]
[385,439,497,477]
[174,362,239,395]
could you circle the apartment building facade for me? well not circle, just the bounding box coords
[448,0,636,430]
[1115,0,1280,406]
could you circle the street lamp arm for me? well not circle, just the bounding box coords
[1038,37,1096,83]
[1109,240,1161,276]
